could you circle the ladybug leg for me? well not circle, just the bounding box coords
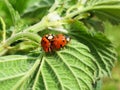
[48,47,52,52]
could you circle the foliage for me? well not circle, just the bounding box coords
[0,0,119,90]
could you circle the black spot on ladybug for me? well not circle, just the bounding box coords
[60,44,62,47]
[43,41,46,44]
[62,40,65,42]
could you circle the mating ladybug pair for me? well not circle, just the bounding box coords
[41,34,70,52]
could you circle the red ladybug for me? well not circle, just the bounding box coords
[41,34,54,52]
[41,34,70,52]
[51,34,71,50]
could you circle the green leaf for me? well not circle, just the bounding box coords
[86,0,120,25]
[9,0,29,14]
[82,18,104,32]
[69,20,117,77]
[14,40,95,90]
[0,55,36,90]
[4,0,24,33]
[0,1,13,28]
[22,0,54,19]
[93,79,102,90]
[39,41,95,90]
[0,1,118,89]
[4,0,21,25]
[0,21,116,90]
[24,0,54,13]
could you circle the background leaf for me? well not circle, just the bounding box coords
[9,0,29,14]
[86,0,120,25]
[22,0,54,25]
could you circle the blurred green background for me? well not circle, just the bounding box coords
[102,22,120,90]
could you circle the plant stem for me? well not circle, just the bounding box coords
[0,32,41,56]
[90,6,120,10]
[0,17,6,43]
[64,7,91,19]
[49,0,59,12]
[6,32,41,45]
[23,17,66,33]
[23,17,47,33]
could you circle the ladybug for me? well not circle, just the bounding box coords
[41,34,54,52]
[51,34,71,50]
[41,34,70,52]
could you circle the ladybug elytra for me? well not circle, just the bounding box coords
[41,34,70,52]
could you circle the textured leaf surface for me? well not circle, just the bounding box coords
[69,21,117,77]
[0,0,118,89]
[38,40,95,90]
[86,0,120,25]
[0,20,117,90]
[0,55,36,90]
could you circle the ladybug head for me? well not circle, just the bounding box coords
[65,36,71,42]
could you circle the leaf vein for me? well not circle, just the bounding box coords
[56,52,82,90]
